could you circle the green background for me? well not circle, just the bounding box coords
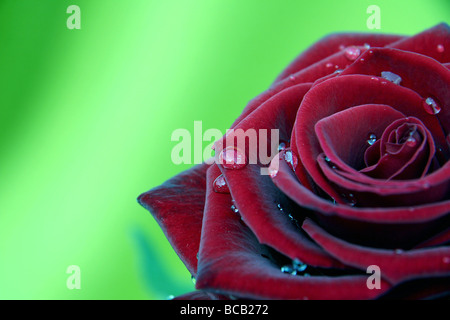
[0,0,448,299]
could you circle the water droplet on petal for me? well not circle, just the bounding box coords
[437,44,445,53]
[278,140,289,152]
[219,146,247,169]
[367,133,377,146]
[325,62,334,68]
[281,265,295,274]
[364,43,371,49]
[289,75,296,81]
[277,203,284,211]
[213,174,230,193]
[284,148,298,171]
[334,69,343,74]
[230,204,239,213]
[406,137,417,147]
[394,249,404,255]
[292,259,308,273]
[381,71,402,85]
[422,97,441,115]
[191,275,196,284]
[443,256,450,264]
[268,156,279,178]
[344,46,361,61]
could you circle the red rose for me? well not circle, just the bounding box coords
[138,24,450,300]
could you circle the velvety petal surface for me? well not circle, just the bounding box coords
[195,165,390,299]
[138,163,210,275]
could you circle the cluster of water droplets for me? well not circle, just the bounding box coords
[367,133,377,146]
[280,258,309,276]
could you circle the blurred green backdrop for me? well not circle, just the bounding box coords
[0,0,448,299]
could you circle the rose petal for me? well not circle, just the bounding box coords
[302,219,450,284]
[195,165,390,299]
[271,153,450,248]
[341,47,450,137]
[137,163,210,276]
[388,23,450,63]
[275,33,404,83]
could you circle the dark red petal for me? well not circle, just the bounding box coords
[271,153,450,248]
[388,23,450,63]
[275,33,404,83]
[137,163,210,276]
[302,219,450,284]
[195,165,390,299]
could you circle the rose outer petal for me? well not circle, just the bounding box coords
[274,33,404,84]
[195,165,390,299]
[137,163,210,276]
[387,23,450,64]
[302,218,450,285]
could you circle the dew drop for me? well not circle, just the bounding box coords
[422,97,441,115]
[191,275,196,284]
[281,265,295,274]
[289,75,296,81]
[334,69,343,74]
[277,203,284,211]
[367,133,377,146]
[405,137,417,147]
[437,44,445,53]
[347,193,356,207]
[231,204,239,213]
[344,46,361,61]
[325,62,334,68]
[219,146,247,169]
[394,249,404,255]
[381,71,402,85]
[278,140,289,152]
[364,43,371,49]
[292,259,308,273]
[213,174,230,194]
[280,259,308,276]
[268,156,279,178]
[284,148,298,172]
